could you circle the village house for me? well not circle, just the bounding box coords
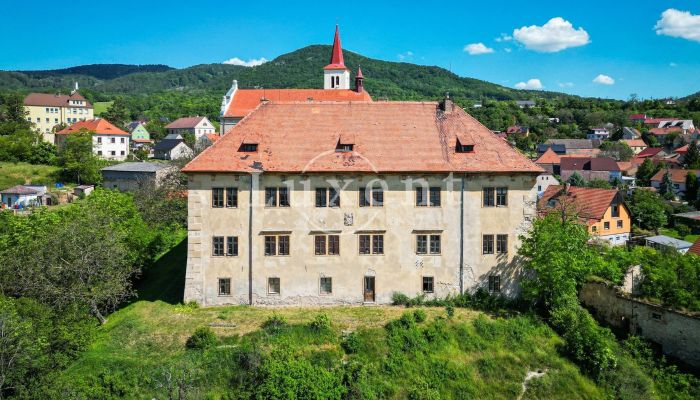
[543,139,602,156]
[165,116,215,142]
[539,185,631,246]
[650,169,700,197]
[621,127,642,140]
[0,185,50,208]
[127,121,152,147]
[516,100,535,109]
[559,157,621,183]
[153,133,193,160]
[55,118,130,161]
[181,95,542,306]
[587,127,610,140]
[621,139,647,155]
[534,147,561,175]
[505,125,529,137]
[23,83,94,143]
[629,114,647,124]
[218,26,373,134]
[101,162,176,192]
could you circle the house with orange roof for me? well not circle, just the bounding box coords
[181,93,543,306]
[218,26,372,134]
[650,169,700,198]
[539,185,631,246]
[621,139,647,155]
[56,118,130,161]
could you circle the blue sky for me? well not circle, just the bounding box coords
[2,0,700,99]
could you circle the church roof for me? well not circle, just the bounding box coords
[324,25,347,70]
[183,101,543,174]
[222,88,372,119]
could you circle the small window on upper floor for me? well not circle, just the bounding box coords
[456,138,474,153]
[239,143,258,152]
[336,143,354,152]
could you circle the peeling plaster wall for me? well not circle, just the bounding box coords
[184,172,538,306]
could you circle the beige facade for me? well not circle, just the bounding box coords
[184,172,537,306]
[24,93,94,143]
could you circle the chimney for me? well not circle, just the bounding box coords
[354,66,364,93]
[440,92,454,113]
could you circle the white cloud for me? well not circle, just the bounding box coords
[222,57,268,67]
[515,78,544,90]
[495,34,513,42]
[397,51,414,60]
[463,43,495,55]
[593,74,615,85]
[504,48,512,53]
[558,82,574,88]
[655,9,700,42]
[513,17,590,52]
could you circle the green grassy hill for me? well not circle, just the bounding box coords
[0,162,60,189]
[44,240,605,399]
[0,46,570,102]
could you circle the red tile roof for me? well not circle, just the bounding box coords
[650,169,700,184]
[0,185,39,195]
[675,144,689,154]
[56,118,129,136]
[688,237,700,256]
[622,139,647,148]
[629,113,646,120]
[165,116,207,129]
[206,133,220,143]
[183,102,543,174]
[539,185,623,222]
[222,89,373,119]
[324,25,347,70]
[24,92,92,108]
[535,148,561,164]
[636,147,664,158]
[650,127,682,135]
[560,157,620,172]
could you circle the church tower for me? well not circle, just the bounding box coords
[324,25,350,90]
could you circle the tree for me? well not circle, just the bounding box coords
[567,172,585,187]
[587,179,612,189]
[629,189,668,232]
[599,141,633,161]
[57,130,104,184]
[100,97,130,127]
[685,172,698,202]
[659,171,674,199]
[683,141,700,169]
[635,159,660,187]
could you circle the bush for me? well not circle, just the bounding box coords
[392,292,410,306]
[186,326,217,350]
[446,305,455,319]
[341,332,361,354]
[262,314,287,334]
[413,309,427,323]
[309,313,331,332]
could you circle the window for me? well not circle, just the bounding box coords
[110,137,115,143]
[268,278,280,295]
[359,234,383,254]
[430,187,441,207]
[226,236,238,256]
[336,143,353,152]
[417,234,441,254]
[483,188,495,207]
[415,187,441,207]
[604,221,610,230]
[592,226,598,232]
[212,188,225,208]
[110,151,116,156]
[617,220,623,229]
[265,187,290,207]
[612,204,620,218]
[218,278,231,296]
[226,188,238,208]
[120,151,125,156]
[212,236,224,256]
[496,234,508,254]
[456,143,474,153]
[422,276,434,293]
[483,235,494,254]
[320,277,332,295]
[264,235,290,256]
[45,117,49,123]
[360,187,383,207]
[315,235,340,255]
[488,275,501,293]
[315,188,340,207]
[240,143,258,152]
[97,137,102,144]
[54,118,58,123]
[97,151,102,156]
[496,187,508,206]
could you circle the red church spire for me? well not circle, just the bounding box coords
[324,25,347,70]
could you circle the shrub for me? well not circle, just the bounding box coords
[446,305,455,319]
[309,313,331,332]
[413,309,427,323]
[186,326,217,350]
[341,332,361,354]
[262,314,287,334]
[392,292,410,306]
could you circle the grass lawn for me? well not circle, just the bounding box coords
[49,240,603,399]
[93,101,113,116]
[0,162,60,189]
[659,227,699,244]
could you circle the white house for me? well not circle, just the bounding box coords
[0,185,48,208]
[153,133,194,160]
[165,117,215,141]
[56,118,130,161]
[587,128,610,140]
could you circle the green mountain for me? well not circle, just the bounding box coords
[0,46,569,101]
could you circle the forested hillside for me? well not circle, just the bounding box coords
[0,46,568,101]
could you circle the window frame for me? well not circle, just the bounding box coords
[422,276,435,293]
[320,277,333,295]
[496,187,508,206]
[483,187,495,207]
[268,277,281,295]
[226,236,238,256]
[482,234,494,255]
[212,187,225,208]
[496,234,508,254]
[226,187,238,208]
[617,220,623,229]
[359,234,383,255]
[212,236,225,256]
[604,221,610,230]
[218,278,231,296]
[360,187,383,207]
[488,275,501,293]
